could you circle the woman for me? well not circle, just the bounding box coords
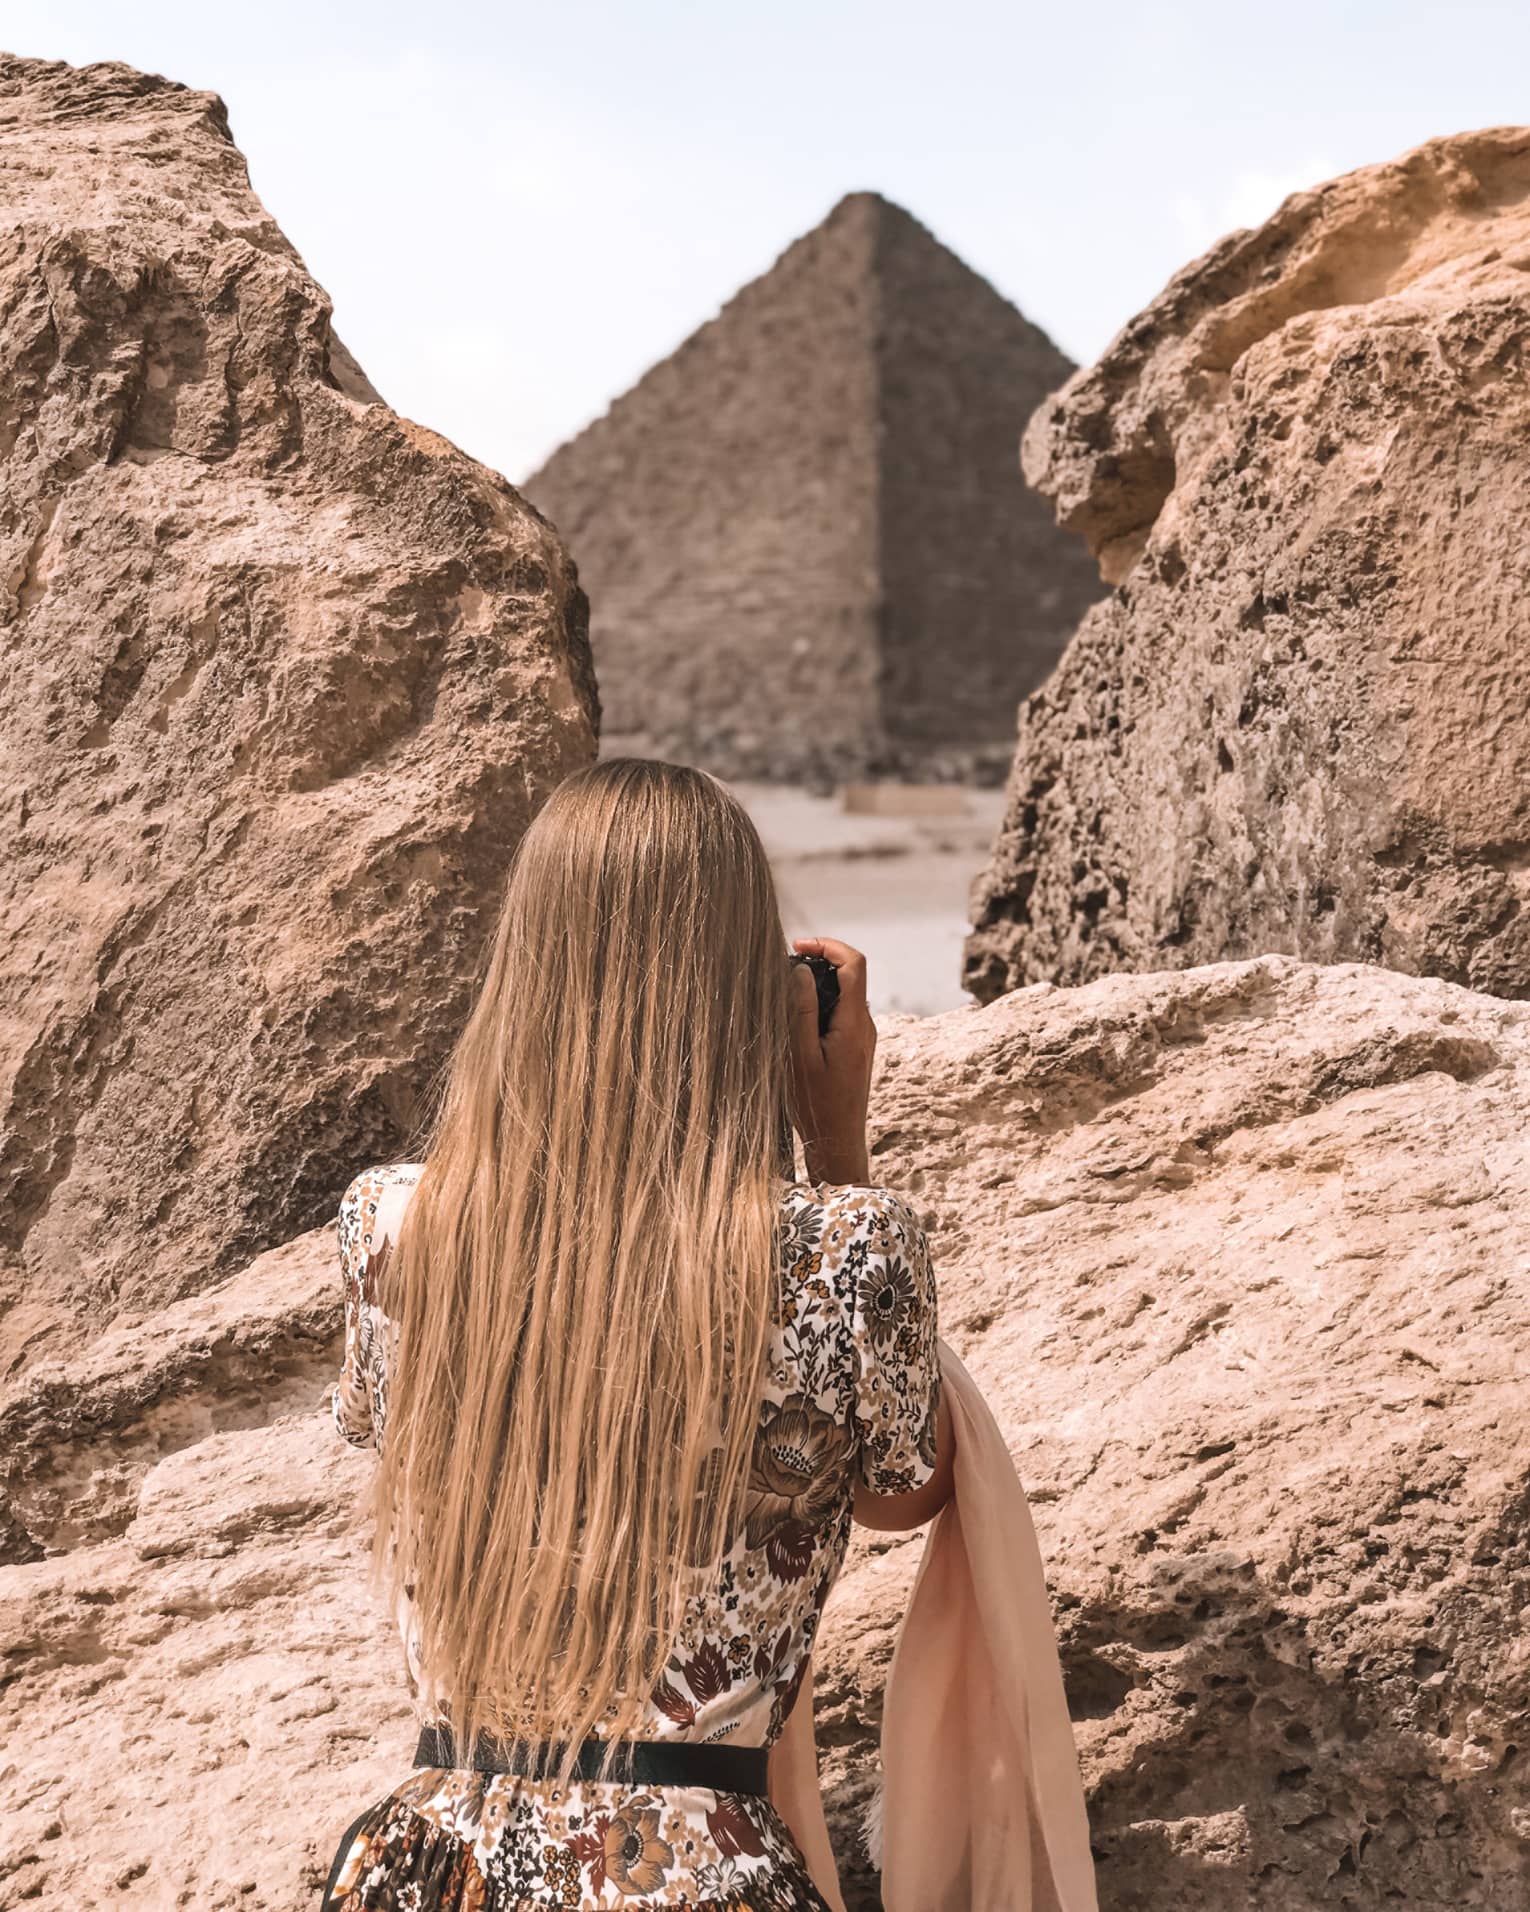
[319,756,956,1911]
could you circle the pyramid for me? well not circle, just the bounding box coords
[526,193,1104,785]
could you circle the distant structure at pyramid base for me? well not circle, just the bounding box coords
[592,726,1020,794]
[526,192,1104,787]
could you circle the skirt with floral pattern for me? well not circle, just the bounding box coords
[318,1763,836,1910]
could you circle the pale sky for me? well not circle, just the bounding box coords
[13,2,1530,482]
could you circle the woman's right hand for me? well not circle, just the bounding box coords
[788,935,876,1186]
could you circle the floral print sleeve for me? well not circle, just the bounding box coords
[847,1187,941,1495]
[332,1170,377,1449]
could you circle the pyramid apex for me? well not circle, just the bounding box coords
[823,188,917,227]
[814,190,991,272]
[826,188,899,212]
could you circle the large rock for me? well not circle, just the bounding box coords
[5,957,1525,1909]
[0,56,596,1375]
[527,192,1102,787]
[965,127,1530,1003]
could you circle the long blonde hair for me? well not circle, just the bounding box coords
[363,757,797,1788]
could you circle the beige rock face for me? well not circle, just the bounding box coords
[965,127,1530,1004]
[5,958,1525,1909]
[0,55,597,1376]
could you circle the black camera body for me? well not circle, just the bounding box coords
[791,951,840,1036]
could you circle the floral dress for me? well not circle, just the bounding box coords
[323,1162,941,1911]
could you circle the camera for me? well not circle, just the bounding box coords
[790,951,840,1036]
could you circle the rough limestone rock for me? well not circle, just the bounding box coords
[0,56,597,1376]
[527,192,1102,788]
[5,957,1526,1909]
[966,127,1530,1003]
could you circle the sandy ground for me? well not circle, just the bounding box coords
[729,780,1008,1017]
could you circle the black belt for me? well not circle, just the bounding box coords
[413,1723,770,1795]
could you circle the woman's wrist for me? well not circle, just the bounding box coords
[802,1135,870,1185]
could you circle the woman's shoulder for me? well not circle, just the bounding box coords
[338,1161,426,1266]
[340,1159,425,1205]
[339,1159,425,1221]
[780,1177,926,1238]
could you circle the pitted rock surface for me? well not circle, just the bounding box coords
[0,55,596,1374]
[966,127,1530,1004]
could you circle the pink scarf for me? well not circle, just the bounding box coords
[766,1339,1099,1911]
